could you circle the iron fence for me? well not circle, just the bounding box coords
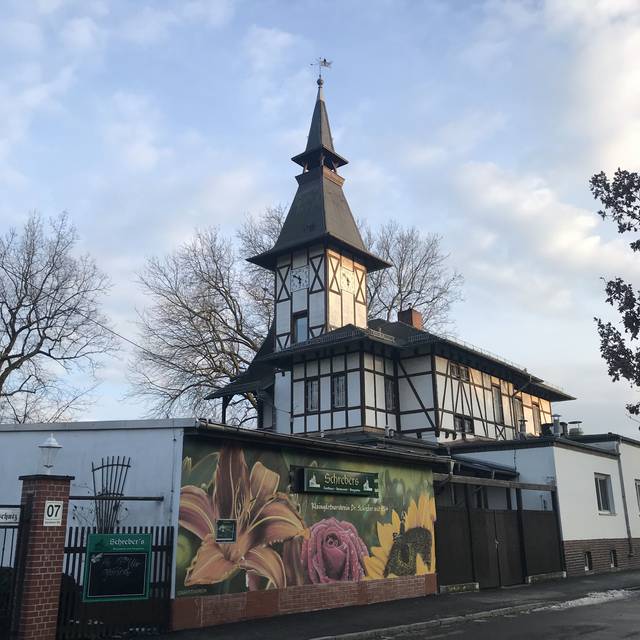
[57,525,174,640]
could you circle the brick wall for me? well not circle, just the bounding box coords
[564,538,640,577]
[172,573,438,630]
[17,474,73,640]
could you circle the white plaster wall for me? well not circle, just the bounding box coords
[619,442,640,538]
[454,447,556,510]
[553,446,627,541]
[0,420,188,528]
[274,371,291,433]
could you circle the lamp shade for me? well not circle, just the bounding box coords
[38,433,62,474]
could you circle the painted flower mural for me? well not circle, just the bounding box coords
[176,439,436,596]
[302,518,369,583]
[364,494,436,579]
[179,446,304,588]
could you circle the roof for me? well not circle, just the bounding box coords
[569,432,640,449]
[0,418,195,432]
[247,81,389,272]
[207,325,275,400]
[259,319,573,402]
[439,435,618,459]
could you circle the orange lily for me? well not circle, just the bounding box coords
[179,446,304,588]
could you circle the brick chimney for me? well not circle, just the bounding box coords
[397,308,423,329]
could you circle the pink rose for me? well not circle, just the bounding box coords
[302,517,369,583]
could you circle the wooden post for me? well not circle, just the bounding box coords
[16,474,74,640]
[515,488,529,579]
[463,484,477,583]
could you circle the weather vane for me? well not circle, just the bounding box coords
[311,57,332,82]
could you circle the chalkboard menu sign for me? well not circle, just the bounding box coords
[82,533,151,602]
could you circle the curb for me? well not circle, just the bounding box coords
[310,601,548,640]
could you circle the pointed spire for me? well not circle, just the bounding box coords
[291,76,347,171]
[247,75,390,274]
[305,77,335,153]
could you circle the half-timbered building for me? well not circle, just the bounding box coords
[211,79,573,442]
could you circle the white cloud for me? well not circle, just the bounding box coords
[120,1,233,45]
[0,20,44,53]
[182,0,235,27]
[103,92,171,172]
[454,161,640,281]
[61,17,102,51]
[243,25,298,74]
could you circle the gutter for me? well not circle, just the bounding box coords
[615,439,634,557]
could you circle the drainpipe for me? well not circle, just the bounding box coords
[615,439,634,557]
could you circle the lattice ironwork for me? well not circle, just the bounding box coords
[91,456,131,533]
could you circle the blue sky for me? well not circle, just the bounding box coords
[2,0,640,435]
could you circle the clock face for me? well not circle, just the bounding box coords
[290,266,310,292]
[340,267,355,294]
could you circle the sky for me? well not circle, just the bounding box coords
[1,0,640,435]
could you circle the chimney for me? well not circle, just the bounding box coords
[398,308,423,329]
[552,414,562,436]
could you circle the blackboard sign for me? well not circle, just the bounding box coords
[83,533,151,602]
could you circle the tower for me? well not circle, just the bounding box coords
[248,77,389,351]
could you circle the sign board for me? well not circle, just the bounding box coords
[43,500,64,526]
[83,533,152,602]
[299,467,379,497]
[215,519,237,543]
[0,507,20,525]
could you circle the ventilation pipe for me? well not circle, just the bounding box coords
[552,414,562,436]
[518,417,527,439]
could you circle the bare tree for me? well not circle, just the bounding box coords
[131,210,463,418]
[362,220,463,332]
[0,213,116,423]
[129,228,264,421]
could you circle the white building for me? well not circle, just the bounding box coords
[448,432,640,576]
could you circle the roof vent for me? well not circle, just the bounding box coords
[398,308,423,329]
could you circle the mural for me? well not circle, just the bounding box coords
[176,438,436,596]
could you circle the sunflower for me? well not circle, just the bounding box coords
[364,494,436,579]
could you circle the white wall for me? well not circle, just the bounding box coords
[553,446,627,541]
[618,442,640,538]
[0,419,189,528]
[454,447,556,510]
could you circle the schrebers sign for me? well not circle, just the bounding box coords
[296,467,379,497]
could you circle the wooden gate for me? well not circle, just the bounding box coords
[57,526,174,639]
[435,486,563,590]
[0,500,31,640]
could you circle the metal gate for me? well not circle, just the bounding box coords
[57,526,174,639]
[0,500,31,640]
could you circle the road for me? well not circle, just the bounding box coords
[408,590,640,640]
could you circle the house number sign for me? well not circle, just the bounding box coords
[43,500,64,526]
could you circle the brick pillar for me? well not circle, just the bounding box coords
[16,474,74,640]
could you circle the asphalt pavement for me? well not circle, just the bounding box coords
[158,570,640,640]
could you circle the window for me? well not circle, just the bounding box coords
[305,379,319,412]
[474,486,488,509]
[512,396,524,423]
[332,374,346,409]
[584,551,593,572]
[292,312,308,344]
[595,474,614,513]
[492,386,504,424]
[451,362,469,381]
[384,377,397,411]
[454,415,474,435]
[610,549,618,568]
[532,403,541,434]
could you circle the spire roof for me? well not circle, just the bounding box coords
[305,78,335,152]
[248,78,389,273]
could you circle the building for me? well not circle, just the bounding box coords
[212,78,573,444]
[446,431,640,576]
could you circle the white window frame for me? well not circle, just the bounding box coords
[305,378,319,413]
[595,473,614,514]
